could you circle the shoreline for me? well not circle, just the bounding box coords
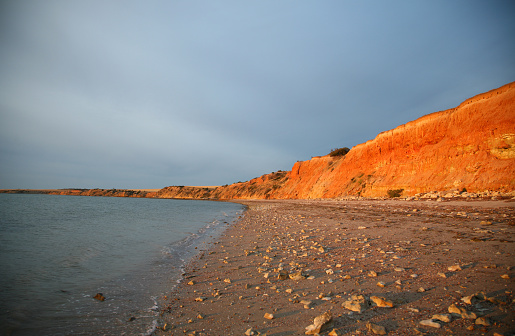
[153,199,514,336]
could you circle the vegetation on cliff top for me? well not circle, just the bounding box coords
[329,147,350,157]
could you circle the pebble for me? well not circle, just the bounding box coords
[461,295,475,304]
[460,310,477,319]
[419,319,441,328]
[368,270,378,277]
[342,295,369,313]
[93,293,105,301]
[264,313,274,320]
[366,322,387,335]
[448,265,462,272]
[448,304,462,315]
[475,317,490,326]
[432,314,452,323]
[370,296,394,308]
[305,311,332,335]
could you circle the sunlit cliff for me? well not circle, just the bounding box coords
[157,81,515,199]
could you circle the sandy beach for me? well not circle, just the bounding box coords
[154,199,514,336]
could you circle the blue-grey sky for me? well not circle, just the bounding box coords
[1,1,514,189]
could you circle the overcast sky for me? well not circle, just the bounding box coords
[1,1,514,189]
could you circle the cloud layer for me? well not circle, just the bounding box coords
[1,1,514,188]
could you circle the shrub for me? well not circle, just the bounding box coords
[329,147,350,157]
[387,189,404,198]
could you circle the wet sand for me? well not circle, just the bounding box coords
[154,199,514,336]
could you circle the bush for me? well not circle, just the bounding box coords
[329,147,350,157]
[387,189,404,198]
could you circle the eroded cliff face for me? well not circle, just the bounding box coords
[159,81,514,200]
[273,82,515,198]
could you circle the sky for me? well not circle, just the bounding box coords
[1,1,514,189]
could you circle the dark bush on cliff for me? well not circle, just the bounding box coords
[329,147,350,157]
[387,189,404,198]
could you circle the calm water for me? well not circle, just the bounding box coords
[0,194,244,335]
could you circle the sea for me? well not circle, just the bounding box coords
[0,193,245,335]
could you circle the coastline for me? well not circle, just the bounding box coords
[153,199,514,335]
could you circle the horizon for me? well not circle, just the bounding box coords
[1,1,514,189]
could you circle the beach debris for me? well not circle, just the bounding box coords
[197,313,204,319]
[437,272,447,278]
[305,311,332,335]
[370,296,394,308]
[194,297,206,302]
[187,280,195,285]
[366,322,387,335]
[501,274,510,279]
[419,319,441,328]
[224,278,231,283]
[264,313,274,320]
[377,281,386,287]
[93,293,105,301]
[342,295,369,313]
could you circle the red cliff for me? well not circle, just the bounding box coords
[273,82,515,198]
[175,81,514,199]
